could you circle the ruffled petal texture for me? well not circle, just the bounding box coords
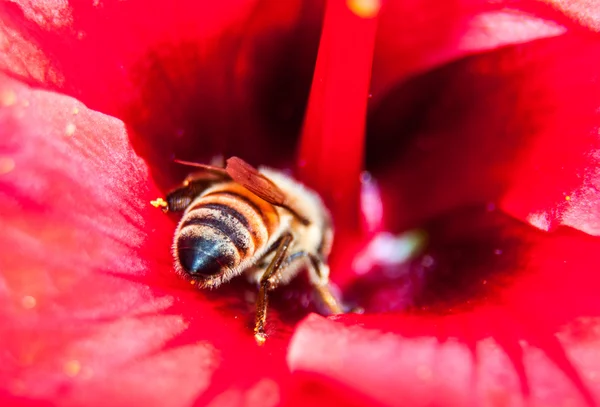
[0,0,325,187]
[290,209,600,406]
[0,74,207,406]
[367,33,600,237]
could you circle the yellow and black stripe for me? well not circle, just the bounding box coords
[176,183,280,276]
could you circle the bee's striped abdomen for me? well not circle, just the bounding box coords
[181,203,251,256]
[175,182,280,277]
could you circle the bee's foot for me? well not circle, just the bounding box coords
[348,305,365,314]
[254,331,267,346]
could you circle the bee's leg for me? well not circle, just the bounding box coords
[151,173,224,213]
[268,251,344,315]
[307,254,344,315]
[254,232,293,345]
[257,252,311,286]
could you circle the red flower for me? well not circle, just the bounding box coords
[1,0,600,406]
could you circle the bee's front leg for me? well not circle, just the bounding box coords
[151,172,225,213]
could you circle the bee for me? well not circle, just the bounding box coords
[151,157,343,344]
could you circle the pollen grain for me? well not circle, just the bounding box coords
[347,0,380,18]
[0,157,15,175]
[21,295,37,309]
[64,360,81,377]
[150,198,168,212]
[65,122,76,137]
[0,89,16,106]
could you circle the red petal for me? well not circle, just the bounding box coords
[295,189,600,405]
[0,73,200,404]
[289,312,600,407]
[371,0,579,99]
[0,0,322,180]
[497,39,600,235]
[0,0,258,112]
[366,33,600,236]
[544,0,600,31]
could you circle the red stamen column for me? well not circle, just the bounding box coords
[297,0,380,233]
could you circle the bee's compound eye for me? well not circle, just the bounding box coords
[177,235,233,276]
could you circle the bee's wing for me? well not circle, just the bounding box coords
[225,157,287,205]
[176,157,287,205]
[225,157,311,225]
[174,159,232,180]
[176,157,286,203]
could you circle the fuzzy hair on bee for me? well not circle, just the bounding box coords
[151,157,343,344]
